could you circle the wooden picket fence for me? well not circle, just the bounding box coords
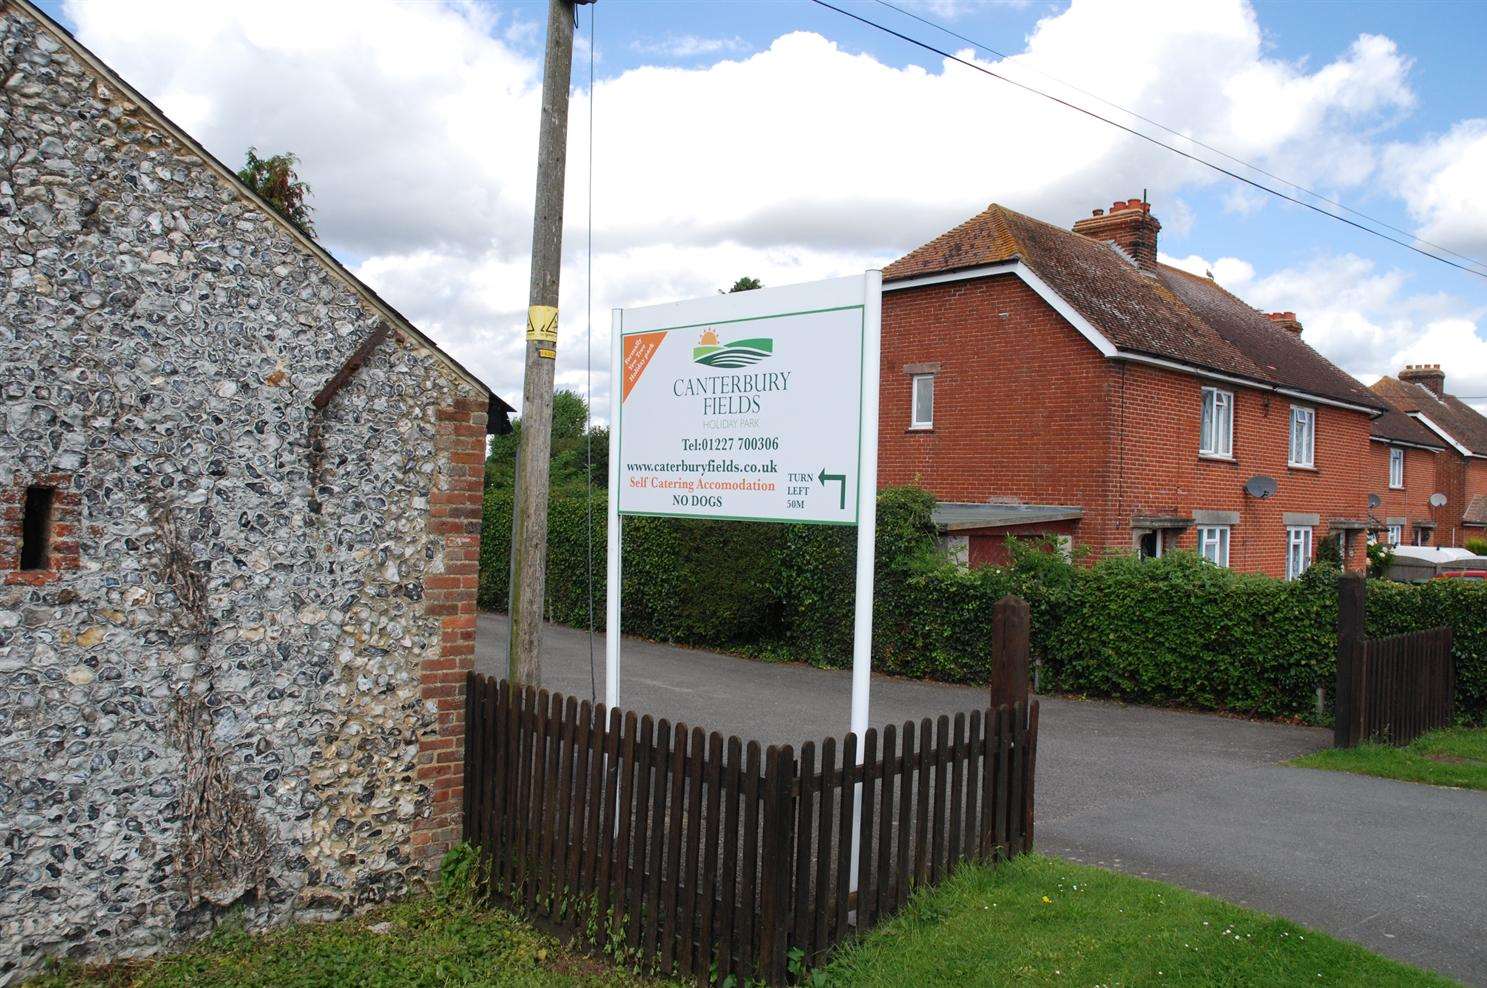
[1335,573,1455,747]
[462,674,1038,984]
[1344,628,1455,746]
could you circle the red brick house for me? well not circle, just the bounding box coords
[878,197,1388,578]
[1371,366,1487,547]
[1367,401,1446,547]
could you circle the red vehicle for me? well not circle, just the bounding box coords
[1434,569,1487,581]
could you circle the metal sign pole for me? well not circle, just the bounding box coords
[850,270,882,740]
[605,308,623,710]
[848,270,882,889]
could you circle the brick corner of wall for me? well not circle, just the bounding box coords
[410,399,486,865]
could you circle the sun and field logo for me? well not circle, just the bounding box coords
[692,328,774,368]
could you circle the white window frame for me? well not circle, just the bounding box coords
[1288,405,1315,468]
[910,373,934,430]
[1389,447,1404,489]
[1387,524,1403,546]
[1197,525,1230,568]
[1200,387,1234,458]
[1286,526,1313,581]
[1414,527,1432,547]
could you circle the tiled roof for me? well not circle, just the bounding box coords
[1370,377,1487,456]
[884,203,1386,411]
[1370,405,1444,448]
[1465,495,1487,527]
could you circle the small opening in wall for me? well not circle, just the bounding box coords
[20,485,57,570]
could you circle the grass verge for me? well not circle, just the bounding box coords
[28,892,671,988]
[1290,727,1487,791]
[818,854,1455,987]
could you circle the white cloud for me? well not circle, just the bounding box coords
[61,0,1448,418]
[630,34,748,59]
[1165,251,1487,412]
[1385,119,1487,260]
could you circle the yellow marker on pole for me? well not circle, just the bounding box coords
[527,304,559,344]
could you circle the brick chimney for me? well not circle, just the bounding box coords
[1266,311,1303,335]
[1399,363,1446,397]
[1072,197,1161,269]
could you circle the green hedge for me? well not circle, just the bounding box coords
[480,485,1487,724]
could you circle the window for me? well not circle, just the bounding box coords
[1289,406,1315,467]
[1414,527,1432,547]
[1387,524,1403,546]
[1286,526,1313,580]
[1200,387,1233,457]
[910,374,934,430]
[1197,526,1229,567]
[1138,530,1163,559]
[1389,447,1404,489]
[20,485,56,570]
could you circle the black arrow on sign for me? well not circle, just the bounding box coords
[818,468,847,510]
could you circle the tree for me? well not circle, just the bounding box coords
[724,276,761,293]
[237,148,315,235]
[487,389,605,498]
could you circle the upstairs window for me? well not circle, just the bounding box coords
[20,485,56,570]
[1197,525,1230,567]
[1289,406,1315,468]
[1389,447,1404,489]
[1200,387,1233,458]
[1286,526,1312,581]
[910,374,934,430]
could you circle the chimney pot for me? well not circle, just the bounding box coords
[1399,363,1447,397]
[1266,311,1303,335]
[1073,195,1162,269]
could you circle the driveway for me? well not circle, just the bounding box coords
[477,613,1487,985]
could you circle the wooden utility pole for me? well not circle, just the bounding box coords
[510,0,584,683]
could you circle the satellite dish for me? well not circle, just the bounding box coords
[1430,492,1448,508]
[1367,493,1382,509]
[1244,475,1277,499]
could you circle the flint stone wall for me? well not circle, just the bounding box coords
[0,5,484,982]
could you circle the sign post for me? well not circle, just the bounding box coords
[606,273,880,739]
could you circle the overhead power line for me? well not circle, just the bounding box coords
[872,0,1487,275]
[809,0,1487,282]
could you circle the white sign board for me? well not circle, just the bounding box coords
[606,271,883,889]
[615,276,869,525]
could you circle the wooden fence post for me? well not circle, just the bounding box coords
[758,745,796,984]
[990,594,1031,722]
[1335,572,1366,748]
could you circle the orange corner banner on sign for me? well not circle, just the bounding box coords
[622,331,667,402]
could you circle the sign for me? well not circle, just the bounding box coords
[605,272,881,727]
[607,272,883,888]
[615,278,867,524]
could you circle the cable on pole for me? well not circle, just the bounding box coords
[809,0,1487,282]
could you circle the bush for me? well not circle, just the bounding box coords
[480,485,1487,723]
[1466,536,1487,556]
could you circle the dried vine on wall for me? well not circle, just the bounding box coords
[151,499,272,907]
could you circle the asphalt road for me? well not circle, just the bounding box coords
[477,613,1487,985]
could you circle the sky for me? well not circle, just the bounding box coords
[41,0,1487,418]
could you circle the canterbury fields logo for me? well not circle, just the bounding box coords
[692,328,774,368]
